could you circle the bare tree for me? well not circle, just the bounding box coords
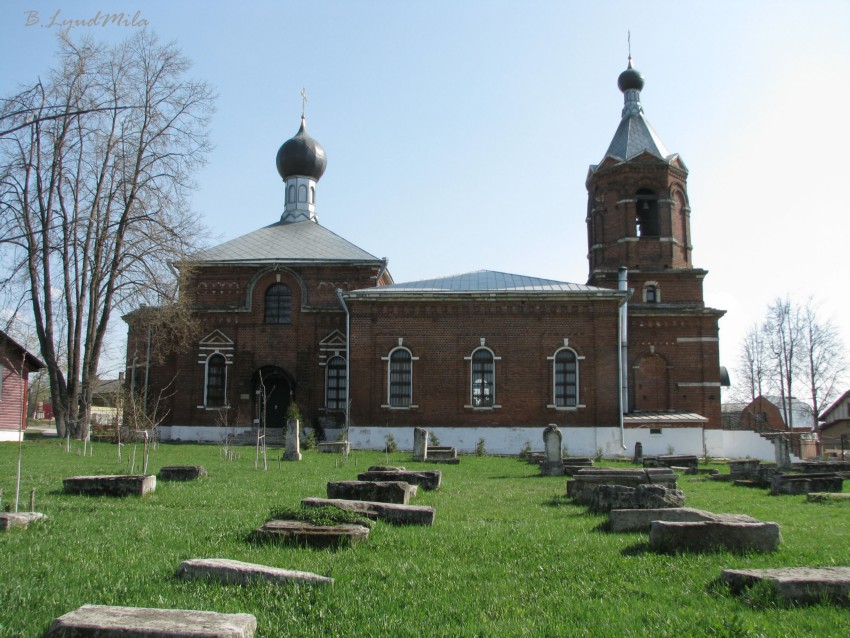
[0,32,214,439]
[737,322,769,403]
[763,296,803,428]
[801,298,846,427]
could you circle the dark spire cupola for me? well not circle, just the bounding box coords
[586,58,693,285]
[277,116,327,223]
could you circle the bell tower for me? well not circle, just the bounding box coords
[586,57,726,427]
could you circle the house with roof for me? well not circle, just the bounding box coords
[819,390,850,458]
[125,59,730,455]
[0,330,45,441]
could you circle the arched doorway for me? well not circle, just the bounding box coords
[253,366,294,428]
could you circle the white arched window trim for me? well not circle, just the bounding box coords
[642,281,660,303]
[203,352,229,409]
[465,346,501,409]
[380,345,419,409]
[547,345,586,410]
[324,355,346,410]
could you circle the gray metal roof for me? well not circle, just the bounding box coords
[193,220,381,264]
[624,412,708,424]
[603,113,670,162]
[349,270,617,295]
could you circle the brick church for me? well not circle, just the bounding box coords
[125,59,726,451]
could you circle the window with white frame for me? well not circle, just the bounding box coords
[388,348,412,408]
[205,353,227,407]
[553,348,578,407]
[325,355,346,410]
[470,347,495,408]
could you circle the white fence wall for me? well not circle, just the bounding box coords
[160,423,791,462]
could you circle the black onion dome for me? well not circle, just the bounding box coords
[275,117,327,180]
[617,59,644,92]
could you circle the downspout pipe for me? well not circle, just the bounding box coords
[618,267,629,451]
[335,289,350,437]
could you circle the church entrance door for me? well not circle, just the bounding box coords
[254,366,293,429]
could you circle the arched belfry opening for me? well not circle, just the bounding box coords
[635,189,659,237]
[253,366,295,428]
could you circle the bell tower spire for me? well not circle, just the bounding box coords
[586,58,694,290]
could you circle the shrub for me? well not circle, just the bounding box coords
[429,431,441,446]
[475,438,486,456]
[519,440,532,458]
[384,433,397,453]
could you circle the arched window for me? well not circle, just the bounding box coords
[309,186,315,204]
[298,184,307,202]
[388,348,413,408]
[645,285,658,303]
[264,283,291,324]
[205,354,226,408]
[471,348,495,407]
[636,188,659,237]
[553,349,578,407]
[325,355,346,410]
[287,185,295,203]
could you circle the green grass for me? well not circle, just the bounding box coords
[2,441,850,637]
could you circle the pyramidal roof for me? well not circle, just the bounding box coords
[348,270,620,296]
[193,220,381,265]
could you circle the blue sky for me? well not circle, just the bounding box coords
[2,0,849,393]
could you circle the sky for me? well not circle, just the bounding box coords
[1,0,849,400]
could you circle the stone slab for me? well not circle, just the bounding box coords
[649,520,781,553]
[317,441,350,454]
[771,472,844,495]
[567,468,678,504]
[722,567,850,605]
[608,507,760,533]
[158,466,207,481]
[588,484,685,513]
[45,604,256,637]
[63,475,156,496]
[0,511,47,530]
[367,466,406,472]
[302,497,436,526]
[807,492,850,502]
[177,558,333,586]
[424,457,460,465]
[357,470,442,490]
[254,520,370,548]
[327,480,414,504]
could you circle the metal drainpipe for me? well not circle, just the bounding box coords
[618,267,629,450]
[335,289,350,437]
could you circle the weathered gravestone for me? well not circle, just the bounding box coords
[807,492,850,502]
[253,519,370,548]
[158,466,206,481]
[541,425,565,476]
[589,484,685,513]
[63,475,156,496]
[633,441,643,464]
[608,507,761,533]
[567,468,678,505]
[425,446,460,464]
[177,558,333,586]
[327,480,414,504]
[283,420,302,461]
[643,454,699,471]
[45,605,256,638]
[357,469,441,490]
[412,427,429,461]
[773,435,792,471]
[649,520,781,553]
[0,511,46,531]
[771,472,843,496]
[317,441,351,455]
[302,497,436,526]
[722,567,850,606]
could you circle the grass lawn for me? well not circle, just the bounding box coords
[1,440,849,637]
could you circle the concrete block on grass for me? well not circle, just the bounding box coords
[45,604,256,637]
[177,558,333,586]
